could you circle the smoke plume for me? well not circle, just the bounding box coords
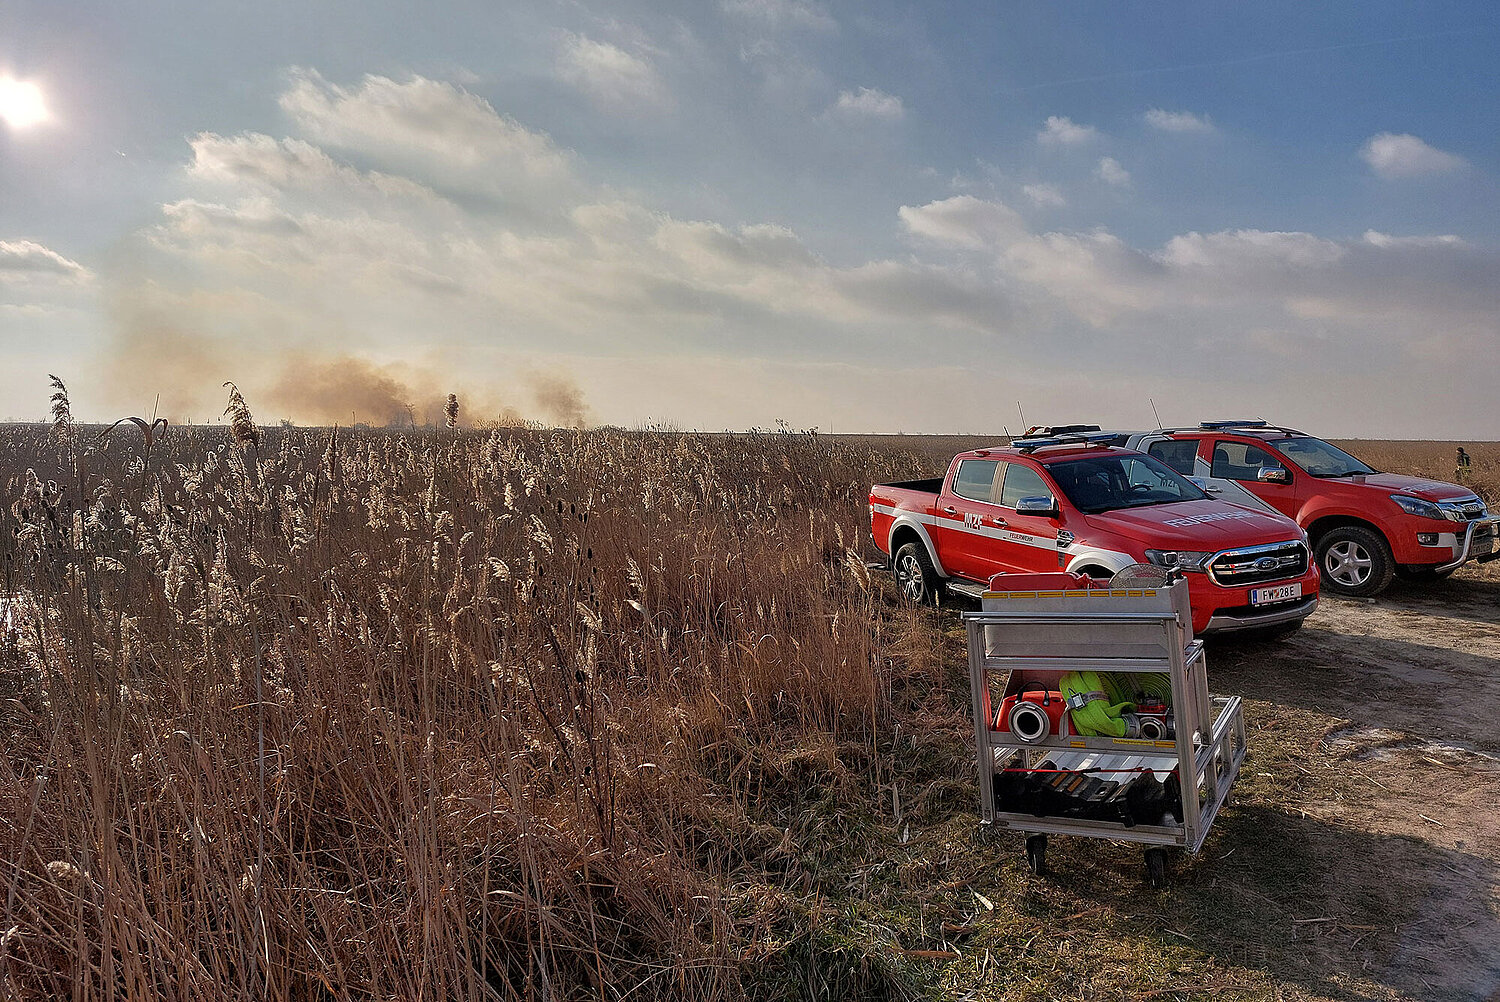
[99,254,590,429]
[529,372,590,429]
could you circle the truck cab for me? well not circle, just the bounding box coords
[1127,422,1499,596]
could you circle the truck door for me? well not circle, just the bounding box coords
[936,459,1007,581]
[1137,435,1276,513]
[992,461,1062,573]
[1206,438,1300,518]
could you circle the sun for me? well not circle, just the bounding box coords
[0,77,50,130]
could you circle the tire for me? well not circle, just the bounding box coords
[1394,565,1455,583]
[1314,526,1394,597]
[1025,834,1047,877]
[892,540,941,605]
[1144,847,1169,888]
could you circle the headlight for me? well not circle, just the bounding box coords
[1145,549,1213,572]
[1390,494,1444,520]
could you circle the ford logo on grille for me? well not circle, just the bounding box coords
[1254,557,1279,571]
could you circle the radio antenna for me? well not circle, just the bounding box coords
[1149,397,1163,430]
[1016,401,1027,432]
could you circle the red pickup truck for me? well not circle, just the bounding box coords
[869,435,1320,635]
[1124,422,1499,596]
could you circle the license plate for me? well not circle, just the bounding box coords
[1250,582,1302,606]
[1474,534,1496,556]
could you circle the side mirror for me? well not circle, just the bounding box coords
[1258,467,1290,485]
[1015,495,1060,518]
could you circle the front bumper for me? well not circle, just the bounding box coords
[1187,565,1321,635]
[1436,515,1500,573]
[1204,596,1319,633]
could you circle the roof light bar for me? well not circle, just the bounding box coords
[1011,430,1119,452]
[1198,419,1268,430]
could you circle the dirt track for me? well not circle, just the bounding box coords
[1210,563,1500,1001]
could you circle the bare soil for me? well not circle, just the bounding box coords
[889,561,1500,1002]
[1209,562,1500,1001]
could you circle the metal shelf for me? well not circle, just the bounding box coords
[968,579,1246,859]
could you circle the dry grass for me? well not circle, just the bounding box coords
[0,418,1491,1001]
[1331,439,1500,504]
[0,416,945,1000]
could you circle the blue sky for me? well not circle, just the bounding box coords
[2,1,1497,434]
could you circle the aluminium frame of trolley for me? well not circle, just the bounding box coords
[966,577,1246,883]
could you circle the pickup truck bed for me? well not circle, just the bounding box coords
[879,478,944,494]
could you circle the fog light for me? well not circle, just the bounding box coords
[1417,533,1439,546]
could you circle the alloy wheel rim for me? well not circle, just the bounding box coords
[1324,540,1373,587]
[896,553,924,599]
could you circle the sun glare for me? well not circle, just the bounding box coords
[0,77,49,129]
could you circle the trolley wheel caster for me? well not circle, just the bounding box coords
[1144,847,1169,888]
[1025,834,1048,876]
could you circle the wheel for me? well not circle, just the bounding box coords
[892,541,941,605]
[1394,565,1455,583]
[1025,834,1047,876]
[1144,847,1169,888]
[1314,526,1394,597]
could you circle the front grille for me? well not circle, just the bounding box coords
[1208,540,1309,586]
[1439,496,1488,522]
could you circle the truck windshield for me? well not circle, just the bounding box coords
[1048,454,1209,514]
[1271,438,1377,477]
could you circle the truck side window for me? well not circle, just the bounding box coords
[999,464,1050,508]
[952,460,1001,502]
[1146,439,1198,476]
[1211,441,1280,482]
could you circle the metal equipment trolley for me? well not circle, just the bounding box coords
[966,573,1246,886]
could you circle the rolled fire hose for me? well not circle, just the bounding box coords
[1059,669,1136,738]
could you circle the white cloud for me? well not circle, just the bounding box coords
[1359,133,1467,179]
[187,132,448,208]
[720,0,837,32]
[1037,115,1098,147]
[831,87,904,120]
[1144,108,1214,133]
[1095,156,1130,187]
[1006,224,1498,343]
[1159,230,1345,272]
[0,240,91,282]
[897,195,1027,250]
[278,70,577,203]
[1362,230,1465,249]
[1022,183,1066,208]
[557,35,671,113]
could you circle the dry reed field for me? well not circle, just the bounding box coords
[1330,440,1500,503]
[0,390,952,1001]
[1,393,1496,1002]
